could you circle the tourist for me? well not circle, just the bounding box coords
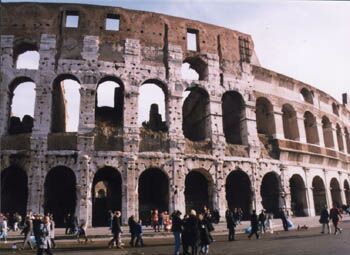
[108,211,122,248]
[171,210,183,255]
[198,213,211,254]
[248,210,260,240]
[159,211,164,231]
[163,211,171,232]
[266,213,274,234]
[64,213,71,235]
[77,220,91,244]
[0,214,8,243]
[329,203,342,235]
[33,214,43,246]
[182,210,199,255]
[279,208,289,231]
[151,209,159,232]
[108,210,114,230]
[203,207,214,242]
[37,216,53,255]
[258,210,266,234]
[21,215,33,249]
[49,214,56,248]
[128,215,137,247]
[320,205,331,234]
[225,208,236,241]
[134,220,144,247]
[237,208,243,224]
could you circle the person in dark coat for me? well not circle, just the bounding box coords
[248,210,260,239]
[319,205,331,234]
[329,203,342,235]
[36,216,53,255]
[258,210,266,234]
[182,210,199,255]
[171,210,183,255]
[108,211,122,248]
[225,208,236,241]
[21,215,33,249]
[33,214,43,247]
[198,214,211,254]
[134,220,144,247]
[279,208,288,231]
[128,215,137,247]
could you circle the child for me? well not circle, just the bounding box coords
[135,220,144,247]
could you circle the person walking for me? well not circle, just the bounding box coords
[225,208,236,241]
[320,205,331,234]
[279,208,288,231]
[64,213,70,235]
[329,203,342,235]
[49,215,56,249]
[152,209,159,232]
[171,210,182,255]
[128,215,137,247]
[77,220,91,243]
[266,213,274,234]
[21,215,33,249]
[198,213,211,254]
[182,210,199,255]
[248,210,260,240]
[108,211,122,248]
[0,215,8,243]
[134,220,144,247]
[37,216,53,255]
[258,210,266,234]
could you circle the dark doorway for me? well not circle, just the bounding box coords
[225,170,252,219]
[289,174,307,216]
[344,180,350,205]
[330,178,342,207]
[1,166,28,216]
[260,172,282,217]
[92,167,122,227]
[138,168,169,224]
[44,166,76,227]
[312,176,327,215]
[185,170,212,213]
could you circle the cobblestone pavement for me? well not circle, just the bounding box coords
[3,220,350,255]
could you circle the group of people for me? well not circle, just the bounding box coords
[319,203,343,235]
[150,209,172,232]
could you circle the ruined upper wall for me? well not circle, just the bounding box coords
[0,2,257,72]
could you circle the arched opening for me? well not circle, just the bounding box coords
[330,178,342,207]
[92,167,122,227]
[304,111,319,145]
[14,42,39,70]
[181,56,208,81]
[44,166,76,227]
[51,75,81,133]
[322,116,334,148]
[182,87,210,141]
[332,103,339,116]
[344,180,350,205]
[344,128,350,154]
[282,104,299,140]
[138,80,167,132]
[8,77,36,134]
[138,168,169,224]
[260,172,282,217]
[225,170,252,220]
[256,97,276,137]
[289,174,307,216]
[185,170,213,214]
[1,166,28,216]
[300,88,313,104]
[312,176,327,215]
[336,124,344,152]
[222,91,245,144]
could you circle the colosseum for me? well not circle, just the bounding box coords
[1,2,349,227]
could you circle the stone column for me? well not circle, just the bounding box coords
[242,101,261,158]
[331,125,339,151]
[296,112,307,143]
[339,172,347,206]
[169,158,186,214]
[213,161,226,217]
[208,97,226,159]
[280,165,292,215]
[252,163,264,213]
[303,167,315,216]
[316,118,325,147]
[123,156,137,224]
[273,108,285,140]
[167,92,185,154]
[78,84,96,133]
[323,169,332,208]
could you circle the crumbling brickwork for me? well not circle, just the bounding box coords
[1,3,350,226]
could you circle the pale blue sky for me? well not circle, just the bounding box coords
[5,0,350,131]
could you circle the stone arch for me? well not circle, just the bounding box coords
[300,88,313,104]
[7,77,36,134]
[322,116,334,148]
[260,171,282,217]
[1,166,28,216]
[138,168,169,224]
[185,169,214,213]
[182,56,208,81]
[344,180,350,205]
[256,97,276,136]
[51,74,81,133]
[304,111,319,145]
[282,104,299,140]
[312,176,327,215]
[289,174,307,216]
[13,41,39,69]
[182,86,210,141]
[92,166,122,227]
[222,91,245,144]
[44,166,77,227]
[225,169,252,219]
[336,124,344,152]
[330,178,342,207]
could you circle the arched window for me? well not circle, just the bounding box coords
[332,103,339,116]
[8,77,36,134]
[300,88,313,104]
[51,75,81,132]
[256,97,276,136]
[336,124,344,152]
[181,56,208,81]
[14,42,40,70]
[282,104,299,140]
[304,111,319,144]
[322,116,334,148]
[222,91,245,144]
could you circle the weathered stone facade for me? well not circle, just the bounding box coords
[1,3,350,226]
